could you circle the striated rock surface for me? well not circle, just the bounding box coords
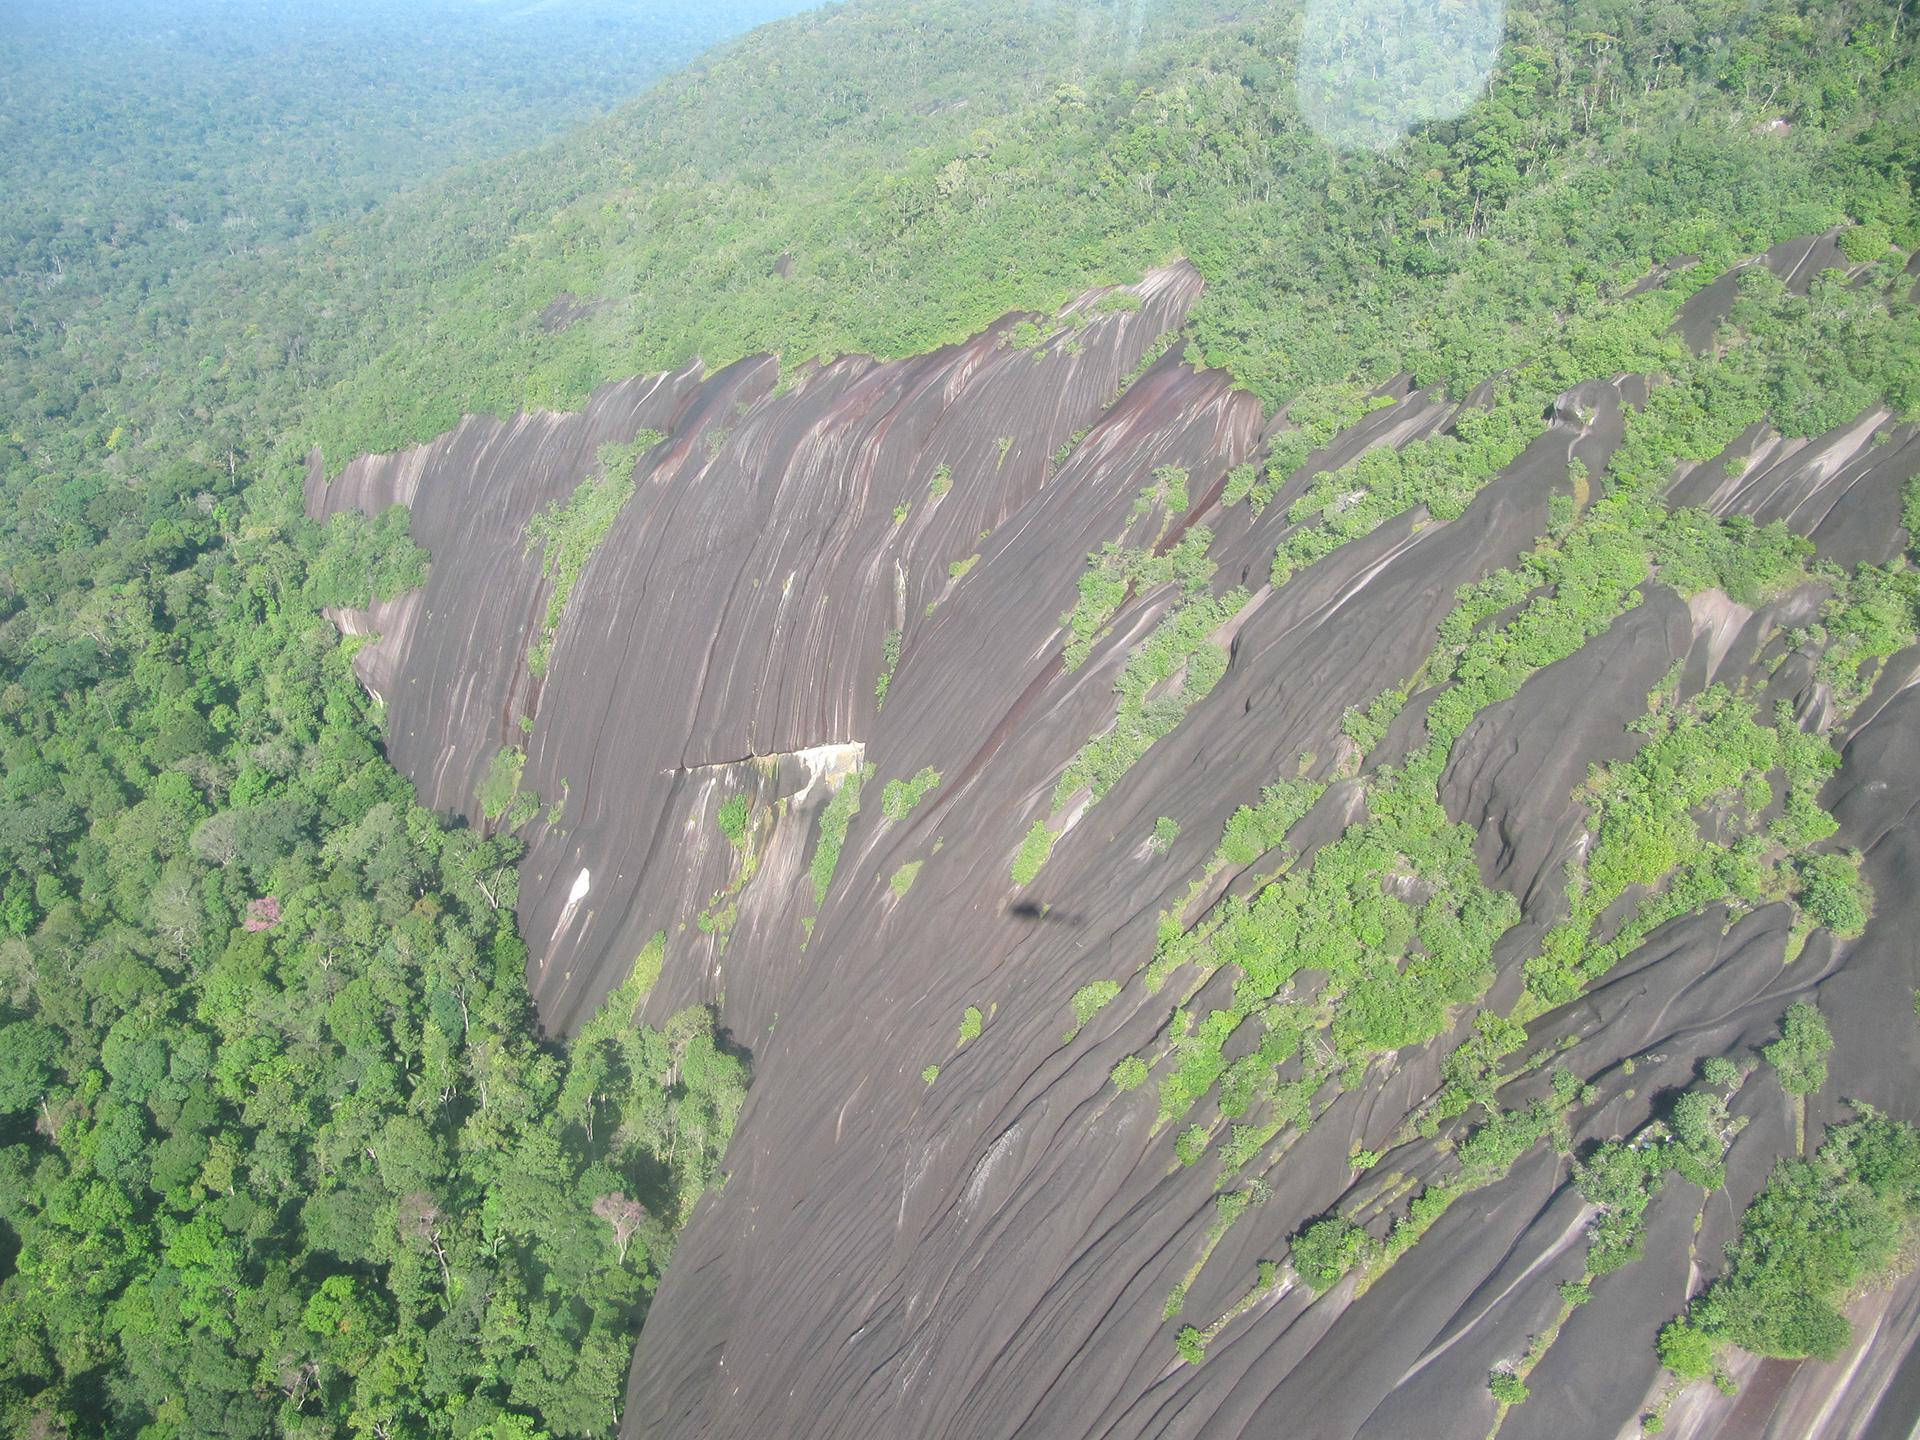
[310,256,1920,1440]
[311,263,1228,1039]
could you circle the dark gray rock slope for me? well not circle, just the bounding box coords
[310,251,1920,1440]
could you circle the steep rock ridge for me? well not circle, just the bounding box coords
[613,395,1544,1438]
[310,252,1920,1439]
[613,272,1920,1436]
[1669,413,1920,566]
[311,263,1208,1037]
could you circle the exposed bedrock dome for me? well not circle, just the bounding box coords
[311,248,1920,1440]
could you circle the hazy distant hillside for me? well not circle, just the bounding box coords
[1,0,812,256]
[0,0,812,459]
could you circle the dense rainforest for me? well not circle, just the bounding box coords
[0,4,797,1436]
[2,0,1919,1437]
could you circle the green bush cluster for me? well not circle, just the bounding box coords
[716,793,751,847]
[1841,221,1893,263]
[1060,528,1216,672]
[1455,1084,1579,1188]
[1053,588,1244,808]
[1667,1090,1734,1191]
[522,448,645,676]
[1010,819,1058,886]
[1134,465,1190,525]
[1661,1109,1920,1374]
[1153,772,1517,1131]
[880,766,940,822]
[1811,563,1920,704]
[1344,1078,1589,1285]
[1272,394,1544,586]
[1764,1000,1835,1096]
[477,745,529,823]
[1340,688,1406,756]
[809,764,872,905]
[303,504,430,610]
[1290,1214,1374,1292]
[1219,776,1324,867]
[1577,1141,1670,1274]
[1064,981,1121,1041]
[1435,1012,1528,1119]
[1241,387,1391,512]
[1730,267,1920,439]
[1489,1372,1530,1405]
[522,439,656,675]
[1421,508,1651,751]
[1519,686,1842,1009]
[874,628,903,708]
[1793,853,1871,938]
[1771,701,1844,848]
[1650,509,1810,605]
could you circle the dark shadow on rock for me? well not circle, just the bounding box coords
[1006,900,1082,925]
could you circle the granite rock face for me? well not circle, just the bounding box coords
[311,252,1920,1440]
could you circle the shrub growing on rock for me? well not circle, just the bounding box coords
[1291,1214,1373,1292]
